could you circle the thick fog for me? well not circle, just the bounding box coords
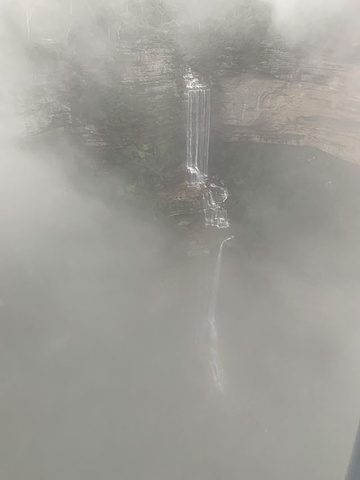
[172,0,358,32]
[1,0,360,479]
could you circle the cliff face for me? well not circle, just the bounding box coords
[23,29,185,190]
[212,45,360,164]
[24,33,360,171]
[72,33,184,152]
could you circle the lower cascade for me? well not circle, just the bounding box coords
[203,182,230,229]
[207,236,234,393]
[184,69,229,229]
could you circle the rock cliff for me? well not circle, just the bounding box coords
[212,43,360,164]
[23,29,360,170]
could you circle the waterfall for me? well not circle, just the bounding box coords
[207,236,234,393]
[203,183,229,229]
[184,70,210,185]
[183,70,232,391]
[183,69,230,229]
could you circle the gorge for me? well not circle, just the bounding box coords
[2,1,360,480]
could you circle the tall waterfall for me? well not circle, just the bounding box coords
[184,70,230,229]
[183,70,232,392]
[184,70,210,185]
[207,236,234,393]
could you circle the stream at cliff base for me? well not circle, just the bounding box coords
[1,145,360,480]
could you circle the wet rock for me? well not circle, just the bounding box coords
[212,44,360,164]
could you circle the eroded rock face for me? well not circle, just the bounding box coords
[23,32,360,170]
[23,30,184,164]
[212,45,360,164]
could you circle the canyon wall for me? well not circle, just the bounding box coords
[22,31,360,170]
[212,44,360,164]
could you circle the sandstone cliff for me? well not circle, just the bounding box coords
[212,44,360,164]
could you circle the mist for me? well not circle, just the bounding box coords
[1,0,360,479]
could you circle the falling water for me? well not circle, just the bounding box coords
[203,182,230,229]
[183,69,230,229]
[207,236,234,393]
[183,70,232,391]
[184,70,210,185]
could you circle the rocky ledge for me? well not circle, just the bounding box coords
[212,44,360,164]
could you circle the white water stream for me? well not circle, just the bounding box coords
[184,69,229,229]
[184,70,233,390]
[184,70,210,185]
[207,236,234,393]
